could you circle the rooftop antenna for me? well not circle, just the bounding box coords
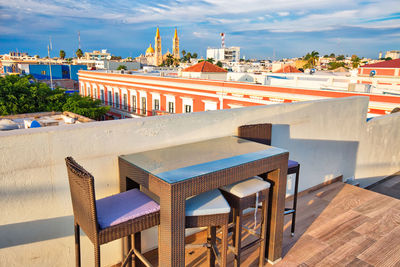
[220,33,225,48]
[78,31,81,49]
[48,37,54,90]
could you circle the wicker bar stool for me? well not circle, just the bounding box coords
[65,157,160,267]
[220,177,270,267]
[185,189,231,267]
[238,123,301,236]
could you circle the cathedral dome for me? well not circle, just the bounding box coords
[146,44,155,55]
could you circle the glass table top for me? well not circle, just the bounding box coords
[120,136,287,184]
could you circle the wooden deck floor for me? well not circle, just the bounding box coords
[139,182,400,266]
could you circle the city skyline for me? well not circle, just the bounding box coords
[1,0,399,59]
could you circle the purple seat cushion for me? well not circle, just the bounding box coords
[288,160,299,169]
[96,188,160,229]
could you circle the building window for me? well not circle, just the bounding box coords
[108,91,112,106]
[132,95,137,113]
[184,104,192,113]
[87,87,91,97]
[123,94,128,110]
[100,89,105,103]
[41,70,46,75]
[141,97,147,115]
[168,102,174,113]
[115,92,119,108]
[154,99,160,110]
[93,87,97,99]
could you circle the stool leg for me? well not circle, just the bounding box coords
[74,223,81,267]
[208,226,216,267]
[220,224,228,267]
[94,243,100,267]
[291,167,300,236]
[259,191,269,267]
[126,235,132,267]
[233,208,243,267]
[133,232,142,267]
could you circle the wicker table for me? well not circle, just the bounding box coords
[118,136,288,266]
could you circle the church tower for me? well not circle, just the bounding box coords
[172,27,180,60]
[154,27,162,66]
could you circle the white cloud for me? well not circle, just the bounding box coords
[277,11,290,17]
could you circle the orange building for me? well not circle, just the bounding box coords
[78,64,400,119]
[358,59,400,77]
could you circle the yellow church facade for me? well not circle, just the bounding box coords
[135,27,180,66]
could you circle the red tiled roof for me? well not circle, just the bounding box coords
[360,59,400,68]
[273,65,302,73]
[182,61,227,73]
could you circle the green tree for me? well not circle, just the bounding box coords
[309,50,319,67]
[181,50,186,60]
[336,55,345,61]
[75,49,83,58]
[216,61,223,67]
[62,93,109,120]
[165,54,174,67]
[192,53,198,59]
[328,61,345,70]
[0,75,108,120]
[186,52,192,63]
[329,53,335,58]
[117,65,127,70]
[385,57,392,61]
[206,58,215,64]
[351,55,361,68]
[59,50,66,59]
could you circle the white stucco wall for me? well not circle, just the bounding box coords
[355,112,400,187]
[0,96,399,266]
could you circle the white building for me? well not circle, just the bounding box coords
[84,49,111,60]
[385,50,400,60]
[206,47,240,62]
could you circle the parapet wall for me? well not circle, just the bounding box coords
[0,96,399,266]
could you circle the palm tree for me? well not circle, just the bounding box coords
[59,50,66,59]
[186,52,192,63]
[309,50,319,67]
[206,58,215,64]
[351,55,361,69]
[181,50,186,62]
[76,49,83,59]
[165,54,174,67]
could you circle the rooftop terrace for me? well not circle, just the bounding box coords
[138,181,400,266]
[0,96,399,266]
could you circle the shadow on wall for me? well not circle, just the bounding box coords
[0,215,74,249]
[271,124,359,194]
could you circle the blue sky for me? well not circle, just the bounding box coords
[1,0,399,59]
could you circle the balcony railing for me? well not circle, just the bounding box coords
[101,100,172,117]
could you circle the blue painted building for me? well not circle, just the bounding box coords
[27,64,87,81]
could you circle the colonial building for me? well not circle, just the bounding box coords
[135,27,180,66]
[78,70,400,119]
[172,28,180,60]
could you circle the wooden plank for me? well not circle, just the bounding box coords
[307,210,369,245]
[358,226,400,266]
[354,207,400,240]
[345,258,374,267]
[317,231,375,266]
